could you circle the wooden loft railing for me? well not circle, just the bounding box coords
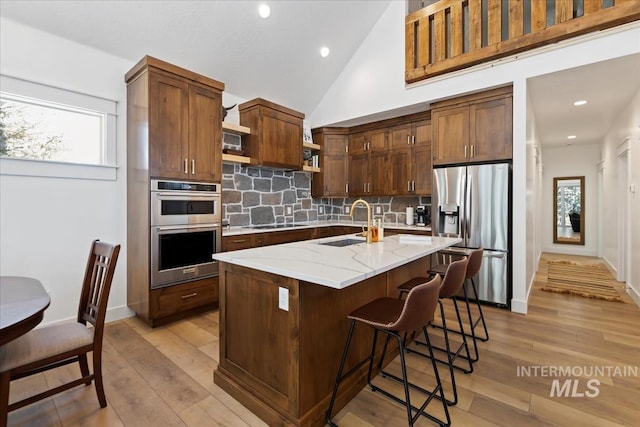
[405,0,640,83]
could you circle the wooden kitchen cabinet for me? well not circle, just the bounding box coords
[347,125,388,197]
[432,86,512,166]
[239,98,305,170]
[125,56,225,327]
[223,234,259,251]
[388,118,432,195]
[264,228,314,245]
[311,128,349,197]
[141,62,223,181]
[150,277,218,325]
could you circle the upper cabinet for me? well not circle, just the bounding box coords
[126,56,224,182]
[388,118,432,195]
[348,127,389,196]
[239,98,304,170]
[432,86,512,166]
[311,128,349,197]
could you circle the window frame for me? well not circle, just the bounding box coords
[0,74,118,181]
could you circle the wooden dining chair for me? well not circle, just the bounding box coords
[0,240,120,425]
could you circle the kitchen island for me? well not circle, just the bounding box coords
[213,234,460,427]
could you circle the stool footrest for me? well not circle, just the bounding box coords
[372,370,451,426]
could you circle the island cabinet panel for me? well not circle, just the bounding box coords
[298,276,387,417]
[214,256,431,427]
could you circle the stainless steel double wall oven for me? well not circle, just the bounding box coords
[150,179,221,289]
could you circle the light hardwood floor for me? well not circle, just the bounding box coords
[7,253,640,426]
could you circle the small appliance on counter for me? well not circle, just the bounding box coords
[415,205,430,226]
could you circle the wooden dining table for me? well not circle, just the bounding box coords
[0,276,51,346]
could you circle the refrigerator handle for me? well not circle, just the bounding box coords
[466,170,472,243]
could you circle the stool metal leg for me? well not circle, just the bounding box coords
[469,278,489,342]
[326,320,356,427]
[373,329,451,427]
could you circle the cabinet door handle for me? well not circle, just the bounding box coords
[412,135,415,145]
[183,158,188,174]
[464,146,468,158]
[363,142,367,152]
[346,183,349,193]
[471,145,475,157]
[181,292,198,300]
[412,181,416,191]
[363,183,367,193]
[191,159,195,174]
[368,183,371,193]
[407,135,411,145]
[231,239,247,243]
[407,181,411,192]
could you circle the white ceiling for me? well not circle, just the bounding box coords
[1,1,638,146]
[0,0,392,115]
[528,53,640,147]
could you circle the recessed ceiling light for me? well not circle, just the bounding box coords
[573,100,587,106]
[567,135,577,139]
[258,4,271,18]
[320,47,330,57]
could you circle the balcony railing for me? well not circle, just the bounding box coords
[405,0,640,84]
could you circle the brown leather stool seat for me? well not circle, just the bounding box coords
[326,275,450,427]
[429,248,489,363]
[397,257,473,407]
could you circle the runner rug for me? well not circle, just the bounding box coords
[542,261,624,302]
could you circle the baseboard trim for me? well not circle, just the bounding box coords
[541,246,598,257]
[627,284,640,308]
[603,257,617,276]
[106,305,136,323]
[511,298,528,314]
[41,305,134,328]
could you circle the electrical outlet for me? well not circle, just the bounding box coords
[286,205,293,216]
[278,287,289,311]
[375,206,382,215]
[344,205,350,214]
[318,206,324,214]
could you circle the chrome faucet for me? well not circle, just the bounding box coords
[350,199,372,243]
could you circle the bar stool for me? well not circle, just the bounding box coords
[397,257,472,407]
[326,275,450,427]
[429,248,488,363]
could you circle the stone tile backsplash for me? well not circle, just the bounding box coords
[222,168,431,227]
[222,132,431,226]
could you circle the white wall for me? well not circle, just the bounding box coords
[600,89,640,305]
[540,143,601,256]
[310,1,640,313]
[0,18,251,325]
[0,18,132,324]
[525,88,543,299]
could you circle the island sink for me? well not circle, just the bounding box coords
[317,238,365,247]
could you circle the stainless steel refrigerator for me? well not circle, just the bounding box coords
[432,163,511,308]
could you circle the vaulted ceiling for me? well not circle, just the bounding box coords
[2,1,638,149]
[0,0,392,115]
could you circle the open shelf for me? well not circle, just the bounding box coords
[222,153,252,164]
[302,165,321,173]
[302,142,321,151]
[222,121,251,135]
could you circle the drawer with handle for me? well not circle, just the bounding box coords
[151,277,218,318]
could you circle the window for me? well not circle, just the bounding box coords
[0,75,117,180]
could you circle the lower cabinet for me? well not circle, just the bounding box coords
[149,277,219,326]
[265,228,314,245]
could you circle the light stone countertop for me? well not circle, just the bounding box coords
[222,220,432,236]
[213,234,460,289]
